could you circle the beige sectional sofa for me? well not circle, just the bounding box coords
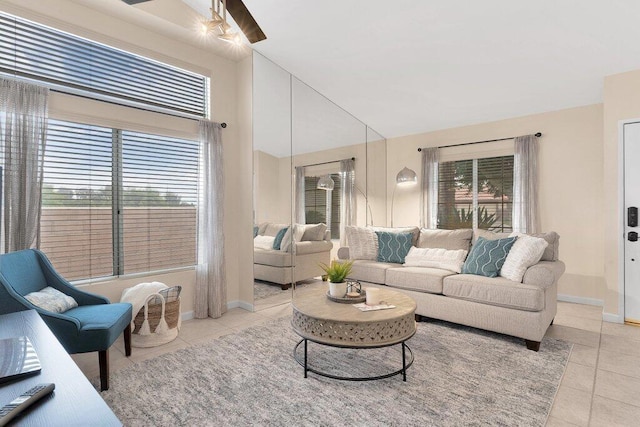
[254,222,332,290]
[338,227,564,351]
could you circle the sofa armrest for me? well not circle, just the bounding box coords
[295,240,333,255]
[522,260,566,289]
[337,247,350,260]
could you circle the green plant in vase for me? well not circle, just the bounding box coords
[319,259,354,297]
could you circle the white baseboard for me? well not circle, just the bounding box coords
[227,300,254,312]
[557,294,604,307]
[181,311,194,321]
[603,312,624,323]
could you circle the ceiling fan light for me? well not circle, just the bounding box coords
[218,31,243,46]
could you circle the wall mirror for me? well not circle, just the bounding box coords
[252,51,386,310]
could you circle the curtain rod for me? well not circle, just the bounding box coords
[417,132,541,152]
[299,157,355,168]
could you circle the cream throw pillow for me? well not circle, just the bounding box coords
[24,286,78,313]
[499,234,548,282]
[254,235,276,250]
[403,247,468,273]
[345,226,378,260]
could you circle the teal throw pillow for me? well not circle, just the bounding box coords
[253,226,259,238]
[376,231,413,264]
[273,227,289,250]
[462,236,517,277]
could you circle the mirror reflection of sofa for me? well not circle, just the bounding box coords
[338,226,564,351]
[253,222,333,290]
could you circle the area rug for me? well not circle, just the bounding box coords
[100,317,571,426]
[253,280,285,300]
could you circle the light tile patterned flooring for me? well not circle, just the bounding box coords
[71,300,640,426]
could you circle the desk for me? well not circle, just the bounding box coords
[0,310,121,426]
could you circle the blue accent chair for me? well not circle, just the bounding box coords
[0,249,132,391]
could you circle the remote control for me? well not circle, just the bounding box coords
[0,383,55,426]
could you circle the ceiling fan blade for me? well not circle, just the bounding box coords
[226,0,267,44]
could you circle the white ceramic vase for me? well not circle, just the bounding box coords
[328,281,347,297]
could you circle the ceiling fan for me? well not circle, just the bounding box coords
[121,0,266,44]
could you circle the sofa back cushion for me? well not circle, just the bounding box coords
[404,247,468,273]
[418,228,472,251]
[263,223,289,237]
[376,231,414,264]
[300,223,328,241]
[462,236,517,278]
[474,229,559,261]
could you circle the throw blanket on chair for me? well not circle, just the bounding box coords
[120,281,168,332]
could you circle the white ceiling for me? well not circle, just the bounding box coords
[239,0,640,139]
[89,1,640,140]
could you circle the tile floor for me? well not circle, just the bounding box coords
[71,300,640,426]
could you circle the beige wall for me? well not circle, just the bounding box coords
[2,0,254,315]
[603,70,640,320]
[385,104,606,304]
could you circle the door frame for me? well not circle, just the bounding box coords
[618,119,640,323]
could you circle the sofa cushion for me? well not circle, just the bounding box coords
[254,235,276,250]
[386,267,454,294]
[462,236,516,277]
[253,249,293,267]
[301,223,327,241]
[474,229,559,261]
[403,247,468,273]
[418,228,472,251]
[499,234,548,282]
[253,226,259,238]
[273,227,289,250]
[264,223,289,237]
[443,274,545,311]
[345,226,378,260]
[347,260,396,284]
[376,231,413,264]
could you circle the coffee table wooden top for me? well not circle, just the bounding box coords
[291,285,417,347]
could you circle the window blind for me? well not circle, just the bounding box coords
[40,120,114,280]
[40,120,200,281]
[121,131,199,274]
[437,156,513,232]
[0,12,208,117]
[304,175,341,238]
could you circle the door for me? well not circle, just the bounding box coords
[624,121,640,323]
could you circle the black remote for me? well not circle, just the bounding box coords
[0,383,55,426]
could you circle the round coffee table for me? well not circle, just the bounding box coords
[291,285,416,381]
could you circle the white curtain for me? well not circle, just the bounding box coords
[513,134,540,233]
[339,159,356,246]
[195,120,226,319]
[420,147,439,229]
[294,166,306,224]
[0,78,49,252]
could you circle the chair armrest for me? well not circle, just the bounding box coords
[294,241,333,255]
[35,250,109,305]
[522,260,566,289]
[337,247,350,260]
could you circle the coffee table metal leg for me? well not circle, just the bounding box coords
[304,339,308,378]
[402,342,407,382]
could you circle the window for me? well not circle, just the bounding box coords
[437,155,513,232]
[0,12,208,117]
[41,119,199,281]
[304,175,341,239]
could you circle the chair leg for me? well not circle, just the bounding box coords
[124,324,132,357]
[99,350,109,391]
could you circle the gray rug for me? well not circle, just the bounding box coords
[100,317,571,426]
[253,280,285,300]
